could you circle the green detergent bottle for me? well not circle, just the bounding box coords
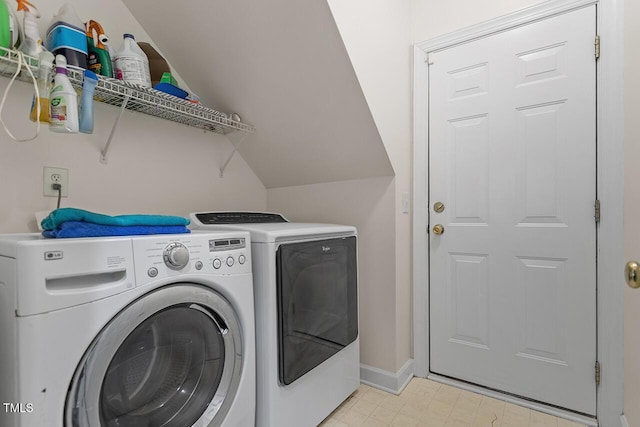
[0,1,11,53]
[85,19,112,78]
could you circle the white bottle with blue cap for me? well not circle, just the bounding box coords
[114,33,151,88]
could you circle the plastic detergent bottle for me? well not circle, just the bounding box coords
[85,20,112,77]
[78,69,98,133]
[29,50,54,122]
[0,1,11,51]
[103,38,116,75]
[114,34,151,88]
[46,3,87,69]
[16,0,44,57]
[6,1,19,49]
[49,54,78,133]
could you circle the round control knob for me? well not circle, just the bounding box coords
[163,242,190,270]
[213,258,222,269]
[239,254,246,265]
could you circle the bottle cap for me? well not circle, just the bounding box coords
[55,54,67,68]
[38,51,54,68]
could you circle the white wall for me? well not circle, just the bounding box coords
[410,0,543,42]
[121,0,395,190]
[624,0,640,423]
[0,0,266,233]
[325,0,413,373]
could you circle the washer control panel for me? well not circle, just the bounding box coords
[209,237,248,271]
[132,232,251,285]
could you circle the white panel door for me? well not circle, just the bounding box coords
[429,6,597,415]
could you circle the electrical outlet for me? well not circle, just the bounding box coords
[43,167,69,197]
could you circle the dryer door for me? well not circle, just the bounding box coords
[276,236,358,385]
[66,284,243,427]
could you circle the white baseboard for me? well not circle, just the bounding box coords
[620,414,629,427]
[360,359,414,395]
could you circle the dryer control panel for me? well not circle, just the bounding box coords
[132,232,251,286]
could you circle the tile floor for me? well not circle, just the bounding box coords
[319,378,589,427]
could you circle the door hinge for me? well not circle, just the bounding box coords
[595,199,601,223]
[426,52,435,65]
[595,361,601,385]
[595,35,601,60]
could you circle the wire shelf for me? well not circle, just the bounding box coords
[0,47,255,135]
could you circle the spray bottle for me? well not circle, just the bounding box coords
[49,54,78,133]
[86,20,112,78]
[16,0,44,57]
[105,42,117,76]
[29,50,53,122]
[79,69,98,133]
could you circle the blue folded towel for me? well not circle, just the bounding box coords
[41,207,190,231]
[42,221,190,238]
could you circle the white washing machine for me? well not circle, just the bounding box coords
[0,232,255,427]
[190,212,360,427]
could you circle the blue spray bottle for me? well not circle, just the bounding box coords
[78,69,98,134]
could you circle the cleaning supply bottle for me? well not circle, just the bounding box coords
[78,69,97,133]
[49,54,78,133]
[46,3,87,69]
[29,50,53,122]
[0,1,11,51]
[6,2,20,49]
[114,33,151,88]
[85,20,112,77]
[103,38,116,76]
[16,0,44,57]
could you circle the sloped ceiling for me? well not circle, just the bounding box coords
[121,0,394,189]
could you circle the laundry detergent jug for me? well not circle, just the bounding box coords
[46,2,87,68]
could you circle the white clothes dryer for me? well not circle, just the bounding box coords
[190,212,360,427]
[0,232,255,427]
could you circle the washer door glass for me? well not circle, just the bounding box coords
[67,284,243,427]
[100,305,224,426]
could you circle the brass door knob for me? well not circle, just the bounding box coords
[626,261,640,289]
[432,224,445,235]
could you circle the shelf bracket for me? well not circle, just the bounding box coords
[100,95,130,164]
[220,132,248,177]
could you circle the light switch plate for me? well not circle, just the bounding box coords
[402,192,410,213]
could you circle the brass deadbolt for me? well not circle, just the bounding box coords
[434,202,445,213]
